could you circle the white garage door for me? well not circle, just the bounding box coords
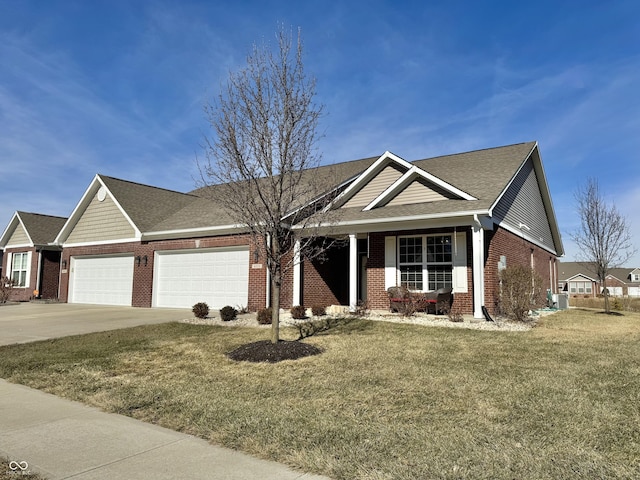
[628,287,640,298]
[153,247,249,309]
[69,255,134,306]
[602,286,623,297]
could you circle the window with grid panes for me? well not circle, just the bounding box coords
[399,235,453,291]
[11,252,28,287]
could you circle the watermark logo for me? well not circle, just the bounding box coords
[7,460,29,475]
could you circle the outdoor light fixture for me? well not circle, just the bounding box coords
[142,255,148,266]
[61,260,67,269]
[253,250,260,263]
[135,256,141,266]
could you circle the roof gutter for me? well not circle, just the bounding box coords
[141,224,247,241]
[295,209,491,230]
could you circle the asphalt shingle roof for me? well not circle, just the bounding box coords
[17,212,67,246]
[558,261,639,284]
[96,142,538,233]
[99,176,199,232]
[310,142,536,224]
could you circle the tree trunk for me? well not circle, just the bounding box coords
[271,270,280,344]
[270,238,281,344]
[603,278,610,313]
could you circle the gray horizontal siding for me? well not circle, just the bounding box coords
[493,158,555,251]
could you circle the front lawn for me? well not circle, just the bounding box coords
[1,310,639,479]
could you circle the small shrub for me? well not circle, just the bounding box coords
[611,297,623,311]
[220,305,238,321]
[354,299,370,317]
[311,305,326,316]
[443,302,464,322]
[290,305,307,319]
[0,276,13,303]
[192,302,209,319]
[498,265,544,322]
[257,307,272,324]
[392,291,421,317]
[236,304,250,314]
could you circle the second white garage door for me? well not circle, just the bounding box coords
[153,247,250,309]
[69,255,134,306]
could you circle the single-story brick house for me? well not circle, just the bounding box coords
[2,141,564,317]
[558,262,640,297]
[0,211,67,301]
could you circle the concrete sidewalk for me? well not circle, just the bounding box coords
[0,379,328,480]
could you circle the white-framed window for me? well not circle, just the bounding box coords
[569,281,592,294]
[11,252,29,287]
[398,235,452,291]
[633,274,640,282]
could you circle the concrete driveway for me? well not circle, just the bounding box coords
[0,303,192,346]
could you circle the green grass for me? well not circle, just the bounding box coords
[1,311,639,479]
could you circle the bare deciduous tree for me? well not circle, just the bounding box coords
[199,27,339,343]
[571,178,636,313]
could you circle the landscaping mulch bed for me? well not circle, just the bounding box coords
[226,340,323,363]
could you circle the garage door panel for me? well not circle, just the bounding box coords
[70,255,134,306]
[154,247,249,309]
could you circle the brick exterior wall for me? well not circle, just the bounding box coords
[366,228,473,313]
[1,248,61,301]
[369,226,558,315]
[3,247,38,302]
[59,234,267,311]
[484,226,557,313]
[52,225,558,315]
[297,244,350,308]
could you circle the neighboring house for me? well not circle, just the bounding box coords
[3,141,564,317]
[558,262,640,297]
[0,212,67,301]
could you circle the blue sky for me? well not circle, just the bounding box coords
[1,0,639,265]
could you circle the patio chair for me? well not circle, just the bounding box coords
[425,287,453,314]
[387,285,410,312]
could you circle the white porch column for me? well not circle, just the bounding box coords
[349,234,358,312]
[35,251,43,297]
[292,239,301,306]
[472,223,485,319]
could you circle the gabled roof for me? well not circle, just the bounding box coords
[558,262,640,284]
[328,151,477,213]
[1,211,67,249]
[565,273,598,283]
[99,176,198,232]
[329,142,536,219]
[558,262,598,281]
[48,142,563,248]
[607,267,636,283]
[190,155,379,215]
[56,174,199,244]
[301,142,562,246]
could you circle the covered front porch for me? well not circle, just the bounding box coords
[291,217,490,319]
